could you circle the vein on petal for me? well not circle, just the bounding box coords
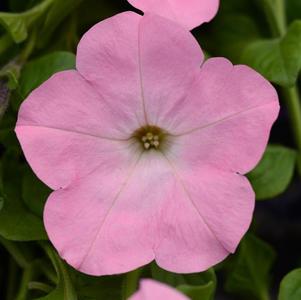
[17,124,131,142]
[160,151,231,253]
[171,101,276,137]
[78,152,143,270]
[137,18,149,125]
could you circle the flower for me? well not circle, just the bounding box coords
[129,279,189,300]
[15,12,279,276]
[127,0,220,30]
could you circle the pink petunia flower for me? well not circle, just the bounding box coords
[129,279,189,300]
[15,12,279,276]
[127,0,220,30]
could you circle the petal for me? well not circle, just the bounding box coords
[129,279,189,300]
[165,58,279,174]
[76,12,146,125]
[155,159,254,273]
[127,0,219,30]
[138,13,204,125]
[44,152,173,276]
[15,70,134,189]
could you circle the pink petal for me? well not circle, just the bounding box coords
[45,142,253,275]
[154,161,254,273]
[137,13,203,125]
[164,58,280,174]
[44,152,174,275]
[77,12,203,127]
[127,0,219,30]
[15,70,135,190]
[129,279,189,300]
[76,12,146,125]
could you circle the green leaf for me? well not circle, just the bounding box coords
[0,0,53,43]
[278,268,301,300]
[0,79,10,119]
[177,282,215,300]
[248,145,296,200]
[151,263,216,300]
[0,0,81,46]
[286,0,301,23]
[22,168,50,217]
[241,20,301,87]
[37,0,83,47]
[75,272,123,300]
[18,51,75,99]
[38,244,77,300]
[197,0,268,63]
[0,153,47,241]
[225,234,276,300]
[198,14,261,63]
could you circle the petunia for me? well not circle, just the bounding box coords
[129,279,189,300]
[127,0,219,30]
[15,12,279,276]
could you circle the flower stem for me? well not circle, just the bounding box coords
[28,281,53,293]
[122,268,142,300]
[282,87,301,175]
[262,0,301,176]
[0,237,30,269]
[15,264,35,300]
[5,257,18,300]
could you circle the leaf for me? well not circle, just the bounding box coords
[197,0,268,63]
[177,282,215,300]
[198,14,261,63]
[286,0,301,23]
[278,268,301,300]
[22,168,50,217]
[75,272,123,300]
[151,263,216,300]
[248,145,296,200]
[18,51,75,99]
[225,234,276,300]
[0,78,10,119]
[0,0,53,43]
[37,0,83,46]
[0,0,81,47]
[241,20,301,87]
[38,244,77,300]
[0,153,47,241]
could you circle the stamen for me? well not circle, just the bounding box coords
[132,125,168,152]
[141,131,160,150]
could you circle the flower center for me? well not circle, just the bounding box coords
[132,125,168,151]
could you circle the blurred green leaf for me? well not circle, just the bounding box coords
[177,282,215,300]
[0,79,9,119]
[197,0,268,63]
[278,268,301,300]
[74,273,123,300]
[38,244,77,300]
[241,20,301,87]
[0,0,82,50]
[8,0,41,12]
[0,0,53,43]
[198,14,261,63]
[17,51,75,100]
[0,153,47,241]
[22,168,50,217]
[248,145,296,200]
[151,263,216,300]
[286,0,301,23]
[225,234,276,300]
[37,0,83,47]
